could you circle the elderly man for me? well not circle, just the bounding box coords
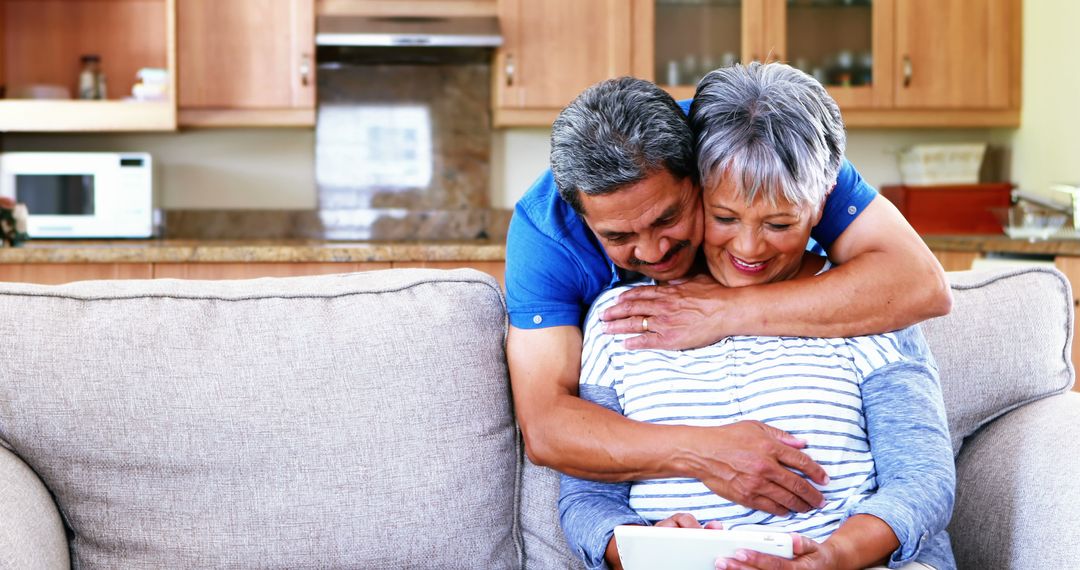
[504,74,950,516]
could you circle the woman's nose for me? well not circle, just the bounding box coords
[732,227,764,258]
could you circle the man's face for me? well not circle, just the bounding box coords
[702,173,821,288]
[579,169,703,282]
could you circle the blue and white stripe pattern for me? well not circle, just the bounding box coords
[580,280,910,542]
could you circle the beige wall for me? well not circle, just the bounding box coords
[993,0,1080,197]
[3,129,317,210]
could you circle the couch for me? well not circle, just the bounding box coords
[0,265,1076,569]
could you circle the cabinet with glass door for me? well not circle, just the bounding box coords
[766,0,893,110]
[631,0,752,101]
[633,0,890,108]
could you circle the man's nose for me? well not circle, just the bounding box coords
[636,235,670,264]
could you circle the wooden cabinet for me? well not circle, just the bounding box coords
[931,250,979,272]
[894,0,1015,111]
[0,261,505,289]
[0,264,153,284]
[493,0,632,126]
[177,0,315,127]
[496,0,1021,127]
[757,0,895,111]
[0,0,177,132]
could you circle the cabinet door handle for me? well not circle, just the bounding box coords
[300,54,312,87]
[505,54,515,87]
[902,55,912,88]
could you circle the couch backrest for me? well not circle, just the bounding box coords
[0,269,520,569]
[921,267,1074,453]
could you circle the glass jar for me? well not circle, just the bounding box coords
[78,55,106,100]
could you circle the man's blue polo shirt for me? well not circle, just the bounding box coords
[505,103,877,330]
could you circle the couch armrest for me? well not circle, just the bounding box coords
[0,445,68,570]
[949,392,1080,568]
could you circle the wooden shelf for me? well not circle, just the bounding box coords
[178,108,315,128]
[0,100,175,132]
[0,0,177,132]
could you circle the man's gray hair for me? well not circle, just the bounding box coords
[550,77,696,214]
[689,62,845,209]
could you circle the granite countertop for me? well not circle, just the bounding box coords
[0,240,507,264]
[922,234,1080,257]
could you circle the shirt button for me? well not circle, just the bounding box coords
[847,205,857,215]
[532,315,543,324]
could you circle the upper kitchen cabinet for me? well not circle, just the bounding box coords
[494,0,633,127]
[757,0,894,111]
[893,0,1019,115]
[0,0,178,132]
[178,0,315,127]
[632,0,755,101]
[488,0,1021,128]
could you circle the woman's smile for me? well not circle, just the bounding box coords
[728,253,769,274]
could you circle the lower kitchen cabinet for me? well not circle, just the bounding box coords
[0,262,506,288]
[152,262,391,280]
[0,264,153,284]
[392,261,505,288]
[932,250,979,272]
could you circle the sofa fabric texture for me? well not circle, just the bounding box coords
[0,270,518,569]
[0,446,69,570]
[949,391,1080,569]
[920,267,1074,453]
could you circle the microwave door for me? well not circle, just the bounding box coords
[15,173,95,237]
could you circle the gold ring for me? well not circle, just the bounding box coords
[642,317,649,332]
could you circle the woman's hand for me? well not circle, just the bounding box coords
[715,533,839,570]
[654,513,726,530]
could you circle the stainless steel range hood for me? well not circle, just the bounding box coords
[316,15,502,47]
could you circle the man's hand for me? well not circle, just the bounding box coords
[687,420,828,516]
[601,273,732,350]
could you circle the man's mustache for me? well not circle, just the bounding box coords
[629,240,691,267]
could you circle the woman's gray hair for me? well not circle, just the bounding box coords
[550,77,696,215]
[689,62,845,209]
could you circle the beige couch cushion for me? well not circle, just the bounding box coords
[0,269,519,569]
[920,267,1073,453]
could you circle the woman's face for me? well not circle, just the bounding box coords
[702,173,822,288]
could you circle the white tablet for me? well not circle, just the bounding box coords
[614,525,794,570]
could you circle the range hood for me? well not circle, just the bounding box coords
[316,15,502,47]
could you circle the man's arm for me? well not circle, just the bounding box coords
[508,324,828,516]
[601,195,951,349]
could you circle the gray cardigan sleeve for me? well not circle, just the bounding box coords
[558,384,650,570]
[849,326,956,569]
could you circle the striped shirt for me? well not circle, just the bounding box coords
[579,279,910,542]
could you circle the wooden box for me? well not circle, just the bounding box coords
[881,183,1014,235]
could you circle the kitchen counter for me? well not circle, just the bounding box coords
[922,234,1080,257]
[0,240,507,264]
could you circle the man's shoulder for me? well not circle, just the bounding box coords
[515,170,570,233]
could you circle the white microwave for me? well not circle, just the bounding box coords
[0,152,154,238]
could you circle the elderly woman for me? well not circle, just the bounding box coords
[559,63,955,570]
